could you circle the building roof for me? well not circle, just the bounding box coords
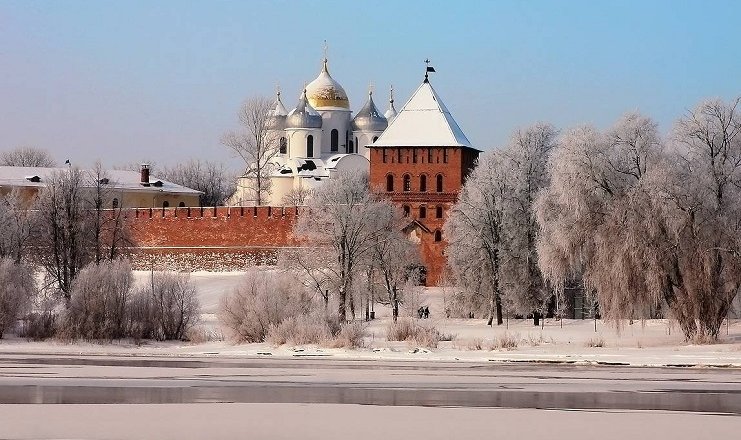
[0,166,202,195]
[371,79,476,149]
[351,91,388,132]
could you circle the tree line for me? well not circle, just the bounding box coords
[446,97,741,342]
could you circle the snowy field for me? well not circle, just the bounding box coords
[2,270,740,367]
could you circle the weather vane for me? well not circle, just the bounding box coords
[424,58,436,82]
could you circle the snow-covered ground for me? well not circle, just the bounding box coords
[2,270,739,368]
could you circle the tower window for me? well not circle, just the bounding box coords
[436,174,443,193]
[162,201,170,208]
[178,201,185,207]
[420,174,427,192]
[397,149,401,163]
[403,174,411,192]
[436,205,443,219]
[412,149,417,163]
[403,205,410,217]
[428,148,433,163]
[307,135,314,157]
[354,137,358,153]
[112,198,119,209]
[383,149,388,163]
[331,129,339,152]
[443,148,449,163]
[419,206,427,218]
[386,174,394,192]
[279,137,287,154]
[434,230,442,242]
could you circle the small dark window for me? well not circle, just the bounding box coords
[419,206,427,218]
[428,148,433,163]
[383,149,388,163]
[354,137,358,153]
[443,148,449,163]
[331,129,339,152]
[420,174,427,192]
[413,149,417,163]
[436,206,443,219]
[112,198,119,209]
[397,148,401,163]
[386,174,394,192]
[178,201,185,207]
[307,135,314,157]
[403,174,411,192]
[434,230,442,242]
[403,205,410,217]
[436,174,443,192]
[279,137,287,154]
[162,201,170,208]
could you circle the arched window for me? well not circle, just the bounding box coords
[112,198,119,209]
[331,129,339,152]
[279,137,287,154]
[403,205,410,217]
[162,201,170,208]
[419,206,427,219]
[386,174,394,192]
[436,205,443,219]
[434,230,442,242]
[403,174,411,192]
[354,137,359,153]
[436,174,443,192]
[419,174,427,192]
[307,135,314,157]
[178,201,185,207]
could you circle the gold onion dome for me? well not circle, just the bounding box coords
[305,59,350,110]
[286,89,323,129]
[352,90,388,132]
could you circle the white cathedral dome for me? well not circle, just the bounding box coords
[352,91,387,132]
[305,59,350,110]
[286,89,323,129]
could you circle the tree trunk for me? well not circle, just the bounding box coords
[533,311,540,326]
[496,294,503,325]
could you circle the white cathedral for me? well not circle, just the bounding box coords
[230,57,397,206]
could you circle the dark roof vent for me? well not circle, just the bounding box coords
[25,175,41,183]
[300,160,317,171]
[152,180,164,187]
[99,178,110,185]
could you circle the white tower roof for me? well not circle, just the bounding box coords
[372,79,472,148]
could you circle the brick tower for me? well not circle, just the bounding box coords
[369,74,480,285]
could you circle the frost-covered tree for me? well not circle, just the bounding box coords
[0,189,35,262]
[535,107,741,341]
[295,172,397,321]
[160,159,236,207]
[34,167,130,300]
[222,97,280,206]
[370,214,421,322]
[0,258,37,338]
[445,152,510,326]
[658,97,741,340]
[446,123,557,325]
[502,124,558,322]
[0,146,56,167]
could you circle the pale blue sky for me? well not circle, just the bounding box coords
[1,0,739,169]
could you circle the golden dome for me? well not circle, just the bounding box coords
[305,59,350,110]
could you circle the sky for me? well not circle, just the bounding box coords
[1,0,740,170]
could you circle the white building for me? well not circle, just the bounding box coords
[230,57,397,206]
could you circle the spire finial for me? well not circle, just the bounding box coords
[368,82,374,96]
[389,85,394,104]
[322,40,329,72]
[276,84,281,98]
[424,58,435,82]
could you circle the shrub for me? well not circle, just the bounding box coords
[329,321,367,349]
[267,315,332,346]
[60,259,132,340]
[0,258,36,338]
[146,271,200,341]
[18,311,56,341]
[585,336,605,348]
[386,317,441,349]
[219,269,313,343]
[490,332,520,350]
[127,287,157,341]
